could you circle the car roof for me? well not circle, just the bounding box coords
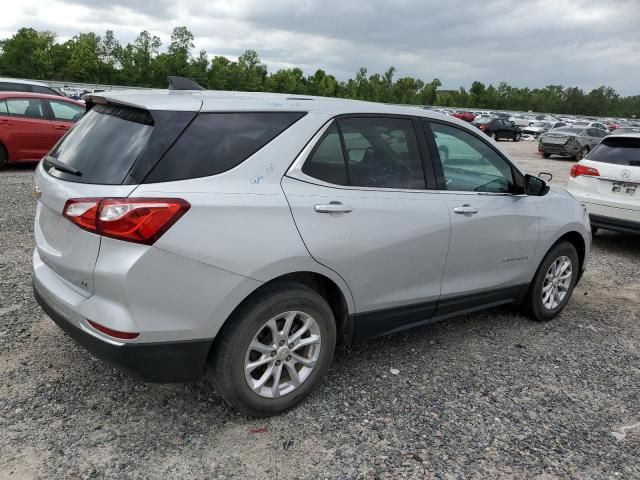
[87,88,455,119]
[0,77,50,87]
[0,91,83,104]
[604,133,640,140]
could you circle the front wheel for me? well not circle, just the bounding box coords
[521,242,579,321]
[209,281,336,417]
[514,133,522,142]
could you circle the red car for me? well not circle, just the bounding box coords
[451,111,476,122]
[0,92,85,168]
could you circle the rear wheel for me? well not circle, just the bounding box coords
[542,152,551,158]
[576,147,589,161]
[514,133,522,142]
[521,242,579,321]
[209,281,336,417]
[490,132,498,141]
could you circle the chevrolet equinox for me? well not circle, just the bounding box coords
[33,78,591,416]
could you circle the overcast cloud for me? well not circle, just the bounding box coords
[3,0,640,95]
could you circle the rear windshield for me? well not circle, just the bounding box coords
[474,117,493,124]
[46,104,153,184]
[144,112,305,183]
[587,137,640,166]
[552,128,583,135]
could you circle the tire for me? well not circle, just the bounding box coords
[0,145,7,169]
[542,152,551,159]
[514,133,522,142]
[490,132,498,141]
[521,241,579,322]
[209,281,336,417]
[576,147,589,161]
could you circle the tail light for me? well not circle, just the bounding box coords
[479,124,488,130]
[570,164,600,178]
[63,198,190,245]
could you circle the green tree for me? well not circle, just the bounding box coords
[0,28,56,79]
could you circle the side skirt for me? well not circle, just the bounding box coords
[350,284,529,344]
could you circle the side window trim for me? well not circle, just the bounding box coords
[423,119,525,195]
[334,120,352,185]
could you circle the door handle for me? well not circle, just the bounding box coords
[314,202,353,214]
[453,204,479,215]
[0,119,11,125]
[55,126,69,130]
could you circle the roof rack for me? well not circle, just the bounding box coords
[167,76,205,91]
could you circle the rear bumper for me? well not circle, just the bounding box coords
[33,279,212,383]
[590,214,640,235]
[539,143,579,156]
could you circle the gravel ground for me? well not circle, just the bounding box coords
[1,142,639,479]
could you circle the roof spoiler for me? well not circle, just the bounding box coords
[167,76,205,91]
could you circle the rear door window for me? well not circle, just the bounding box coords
[0,100,7,115]
[45,104,154,184]
[586,137,640,166]
[5,99,46,119]
[48,100,84,122]
[145,112,305,183]
[338,117,425,189]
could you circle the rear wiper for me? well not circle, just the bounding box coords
[43,156,81,176]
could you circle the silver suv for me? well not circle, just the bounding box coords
[33,80,591,416]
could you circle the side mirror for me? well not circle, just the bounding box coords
[525,174,549,196]
[538,172,553,182]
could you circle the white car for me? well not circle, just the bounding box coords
[567,134,640,235]
[572,121,609,132]
[523,121,567,137]
[509,115,534,127]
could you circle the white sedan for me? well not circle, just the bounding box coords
[509,115,534,127]
[567,134,640,235]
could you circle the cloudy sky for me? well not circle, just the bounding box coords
[3,0,640,95]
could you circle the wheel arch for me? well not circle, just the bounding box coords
[554,231,587,279]
[210,269,355,363]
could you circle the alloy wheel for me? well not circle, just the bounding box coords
[244,311,321,398]
[541,256,572,310]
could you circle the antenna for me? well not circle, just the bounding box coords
[167,76,205,91]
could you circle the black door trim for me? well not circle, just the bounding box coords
[351,283,529,343]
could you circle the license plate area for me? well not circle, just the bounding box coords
[611,182,638,196]
[544,137,567,145]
